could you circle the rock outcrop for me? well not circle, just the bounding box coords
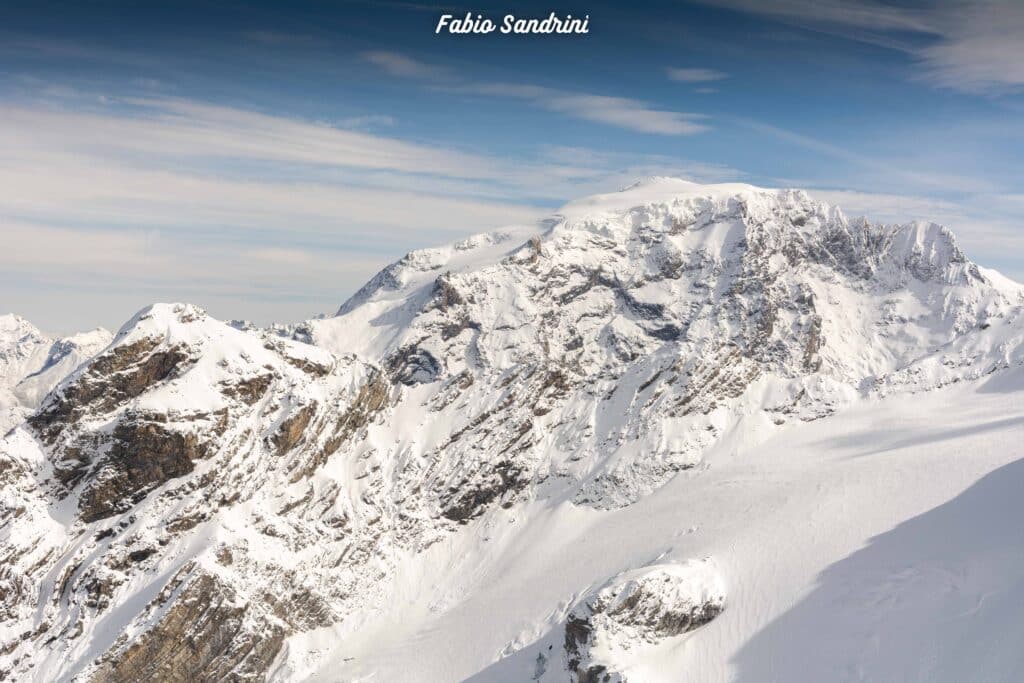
[561,561,726,683]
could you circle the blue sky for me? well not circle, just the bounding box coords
[1,0,1023,333]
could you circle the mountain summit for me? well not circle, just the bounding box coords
[312,178,1021,508]
[2,180,1023,682]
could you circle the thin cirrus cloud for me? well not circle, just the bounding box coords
[361,50,709,135]
[362,49,454,80]
[666,67,729,83]
[0,98,500,180]
[914,4,1024,93]
[694,0,928,32]
[804,189,969,225]
[336,114,397,128]
[731,116,1000,195]
[0,100,551,239]
[0,98,725,201]
[696,0,1024,93]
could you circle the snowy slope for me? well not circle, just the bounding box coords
[285,371,1024,683]
[0,315,52,390]
[2,179,1024,683]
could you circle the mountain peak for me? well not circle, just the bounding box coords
[0,313,43,338]
[114,302,210,339]
[305,180,1021,514]
[560,177,779,223]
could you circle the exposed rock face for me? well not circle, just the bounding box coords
[0,304,388,682]
[78,416,213,522]
[563,561,726,683]
[272,403,316,456]
[221,374,274,405]
[290,373,389,482]
[90,570,285,683]
[28,338,186,445]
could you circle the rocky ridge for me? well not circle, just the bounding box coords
[1,304,387,681]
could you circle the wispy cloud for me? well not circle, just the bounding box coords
[666,67,729,83]
[914,3,1024,93]
[733,116,1000,195]
[362,50,453,80]
[1,98,499,180]
[242,30,321,46]
[696,0,1024,93]
[693,0,928,33]
[362,50,709,135]
[0,136,545,242]
[336,113,396,128]
[805,189,968,224]
[465,83,708,135]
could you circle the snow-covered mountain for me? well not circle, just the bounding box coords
[0,315,112,434]
[2,179,1023,682]
[311,178,1021,510]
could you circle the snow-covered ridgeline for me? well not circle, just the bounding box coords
[0,314,112,434]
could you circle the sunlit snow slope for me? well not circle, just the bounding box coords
[292,374,1024,683]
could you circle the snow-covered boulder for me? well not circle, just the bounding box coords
[561,561,726,683]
